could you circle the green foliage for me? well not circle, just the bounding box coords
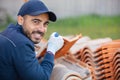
[0,15,120,40]
[46,15,120,40]
[0,15,16,31]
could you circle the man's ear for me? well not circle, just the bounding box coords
[17,15,24,25]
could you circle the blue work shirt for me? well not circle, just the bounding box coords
[0,24,54,80]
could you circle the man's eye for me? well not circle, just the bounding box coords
[45,22,49,26]
[33,20,39,23]
[32,20,40,24]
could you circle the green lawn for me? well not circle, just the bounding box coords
[0,15,120,40]
[46,15,120,40]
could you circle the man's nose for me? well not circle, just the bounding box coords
[38,24,45,32]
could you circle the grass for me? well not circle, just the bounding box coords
[0,15,120,40]
[46,15,120,40]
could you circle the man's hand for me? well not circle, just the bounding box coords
[47,32,64,55]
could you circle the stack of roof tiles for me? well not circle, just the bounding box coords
[50,56,92,80]
[72,38,120,80]
[36,35,120,80]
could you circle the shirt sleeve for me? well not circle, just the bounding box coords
[13,42,54,80]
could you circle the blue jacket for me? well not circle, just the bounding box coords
[0,24,54,80]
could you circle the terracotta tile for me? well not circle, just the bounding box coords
[38,34,82,59]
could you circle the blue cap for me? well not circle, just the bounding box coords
[18,0,56,22]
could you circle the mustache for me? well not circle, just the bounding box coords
[32,31,44,36]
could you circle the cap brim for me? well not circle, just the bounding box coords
[47,11,57,22]
[29,11,57,22]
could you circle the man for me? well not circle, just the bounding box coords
[0,0,64,80]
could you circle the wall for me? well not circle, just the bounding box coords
[0,0,120,20]
[43,0,120,18]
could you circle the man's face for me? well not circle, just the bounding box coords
[18,13,49,44]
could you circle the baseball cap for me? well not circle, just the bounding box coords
[17,0,56,22]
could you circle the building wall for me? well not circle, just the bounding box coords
[43,0,120,18]
[0,0,120,20]
[0,0,24,20]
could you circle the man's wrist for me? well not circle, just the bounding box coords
[47,51,55,55]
